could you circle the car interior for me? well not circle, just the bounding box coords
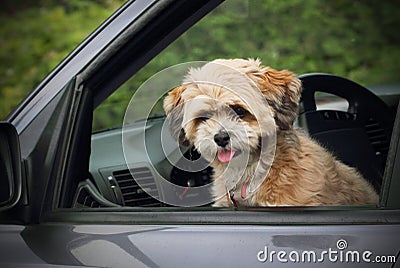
[78,78,398,209]
[62,0,400,209]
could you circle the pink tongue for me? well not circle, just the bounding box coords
[217,150,236,163]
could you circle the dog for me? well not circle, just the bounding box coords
[163,58,378,206]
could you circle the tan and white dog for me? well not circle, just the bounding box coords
[163,58,378,207]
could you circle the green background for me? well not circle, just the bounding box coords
[1,0,399,132]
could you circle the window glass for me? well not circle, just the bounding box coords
[88,0,400,209]
[315,92,349,112]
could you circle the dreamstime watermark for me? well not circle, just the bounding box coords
[257,239,397,264]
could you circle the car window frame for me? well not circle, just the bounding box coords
[38,0,400,224]
[380,101,400,208]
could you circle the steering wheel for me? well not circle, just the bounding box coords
[298,73,394,192]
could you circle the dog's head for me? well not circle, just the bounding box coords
[163,58,301,170]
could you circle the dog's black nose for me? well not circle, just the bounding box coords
[214,131,230,147]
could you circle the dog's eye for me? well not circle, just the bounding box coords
[233,106,247,118]
[197,112,212,121]
[198,116,209,121]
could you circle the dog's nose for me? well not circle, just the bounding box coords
[214,131,230,147]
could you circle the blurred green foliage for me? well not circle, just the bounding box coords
[138,0,400,84]
[93,0,400,131]
[0,0,124,119]
[1,0,399,131]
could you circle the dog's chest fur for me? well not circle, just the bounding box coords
[212,130,323,207]
[212,162,259,207]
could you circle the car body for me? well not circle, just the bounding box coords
[1,0,400,267]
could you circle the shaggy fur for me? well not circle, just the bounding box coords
[163,58,378,206]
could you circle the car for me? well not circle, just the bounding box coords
[1,0,400,267]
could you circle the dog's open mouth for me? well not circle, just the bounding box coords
[217,149,240,163]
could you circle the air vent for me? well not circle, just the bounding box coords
[365,118,390,164]
[73,180,120,208]
[74,187,102,208]
[113,167,162,207]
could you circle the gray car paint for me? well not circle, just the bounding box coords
[1,224,399,267]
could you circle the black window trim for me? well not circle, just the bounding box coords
[44,207,400,225]
[380,101,400,208]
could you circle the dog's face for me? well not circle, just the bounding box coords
[179,88,263,168]
[163,59,301,182]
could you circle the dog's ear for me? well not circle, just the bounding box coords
[163,86,191,146]
[253,68,302,130]
[163,85,185,114]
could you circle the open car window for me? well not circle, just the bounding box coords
[83,0,400,209]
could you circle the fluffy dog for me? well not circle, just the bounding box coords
[163,58,378,206]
